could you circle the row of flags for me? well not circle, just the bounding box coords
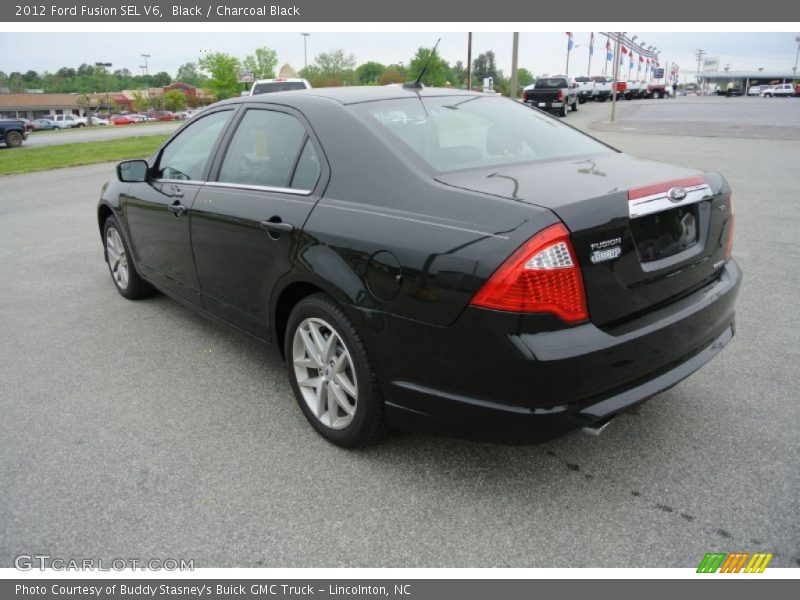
[566,32,665,74]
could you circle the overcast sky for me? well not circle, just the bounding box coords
[1,32,797,81]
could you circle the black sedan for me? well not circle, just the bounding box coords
[98,86,740,447]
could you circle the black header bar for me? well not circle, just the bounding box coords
[3,1,798,22]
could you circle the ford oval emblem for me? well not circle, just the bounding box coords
[667,187,688,203]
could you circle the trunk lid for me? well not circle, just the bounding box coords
[436,153,732,327]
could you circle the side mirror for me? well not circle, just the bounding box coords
[117,159,148,183]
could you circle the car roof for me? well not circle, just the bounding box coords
[218,85,490,107]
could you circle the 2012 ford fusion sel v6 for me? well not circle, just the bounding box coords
[98,86,740,447]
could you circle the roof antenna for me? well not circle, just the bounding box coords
[403,38,442,90]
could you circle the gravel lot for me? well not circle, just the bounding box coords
[0,96,798,568]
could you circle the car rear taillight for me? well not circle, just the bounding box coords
[470,223,588,323]
[556,90,564,101]
[724,196,734,259]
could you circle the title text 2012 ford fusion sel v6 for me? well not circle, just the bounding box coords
[97,86,740,447]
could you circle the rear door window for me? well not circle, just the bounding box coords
[218,109,315,190]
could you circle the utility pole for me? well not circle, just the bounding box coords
[794,36,800,81]
[695,48,706,91]
[509,32,519,100]
[565,34,571,78]
[587,33,593,77]
[467,32,473,90]
[301,33,310,70]
[141,54,150,77]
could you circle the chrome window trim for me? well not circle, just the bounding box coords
[629,184,712,219]
[204,181,312,196]
[151,178,205,186]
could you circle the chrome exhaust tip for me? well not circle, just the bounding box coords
[582,418,613,437]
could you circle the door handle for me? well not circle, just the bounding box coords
[260,219,295,235]
[168,201,187,217]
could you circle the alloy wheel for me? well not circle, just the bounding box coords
[105,226,129,290]
[292,317,358,430]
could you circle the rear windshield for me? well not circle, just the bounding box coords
[591,76,611,83]
[251,81,307,95]
[574,77,591,83]
[534,78,568,89]
[353,95,611,173]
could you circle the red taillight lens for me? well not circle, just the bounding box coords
[470,223,589,323]
[556,90,564,101]
[724,196,734,259]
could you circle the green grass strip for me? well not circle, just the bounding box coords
[0,135,168,176]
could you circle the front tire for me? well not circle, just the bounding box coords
[285,293,386,448]
[652,91,661,99]
[5,131,23,148]
[103,215,155,300]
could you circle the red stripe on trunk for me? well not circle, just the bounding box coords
[628,176,706,201]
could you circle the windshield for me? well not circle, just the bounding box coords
[353,95,611,173]
[252,81,307,94]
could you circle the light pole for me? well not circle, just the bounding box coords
[94,62,112,113]
[567,44,584,78]
[611,32,622,122]
[636,40,645,80]
[652,48,659,84]
[300,33,310,71]
[141,53,150,77]
[627,36,637,80]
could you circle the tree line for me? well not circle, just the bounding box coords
[1,46,539,102]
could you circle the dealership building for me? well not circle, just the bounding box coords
[696,69,798,90]
[0,93,87,120]
[0,83,213,119]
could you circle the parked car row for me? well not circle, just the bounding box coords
[523,75,672,117]
[748,83,799,97]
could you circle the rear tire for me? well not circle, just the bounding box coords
[652,91,661,99]
[559,103,568,117]
[571,99,578,112]
[285,293,386,448]
[102,215,155,300]
[5,131,23,148]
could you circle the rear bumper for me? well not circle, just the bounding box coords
[525,100,564,109]
[352,260,741,444]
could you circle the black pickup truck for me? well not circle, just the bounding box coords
[1,119,31,148]
[522,76,579,117]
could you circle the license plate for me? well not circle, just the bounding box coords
[631,204,700,262]
[538,102,546,107]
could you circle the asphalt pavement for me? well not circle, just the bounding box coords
[0,96,798,568]
[22,122,181,147]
